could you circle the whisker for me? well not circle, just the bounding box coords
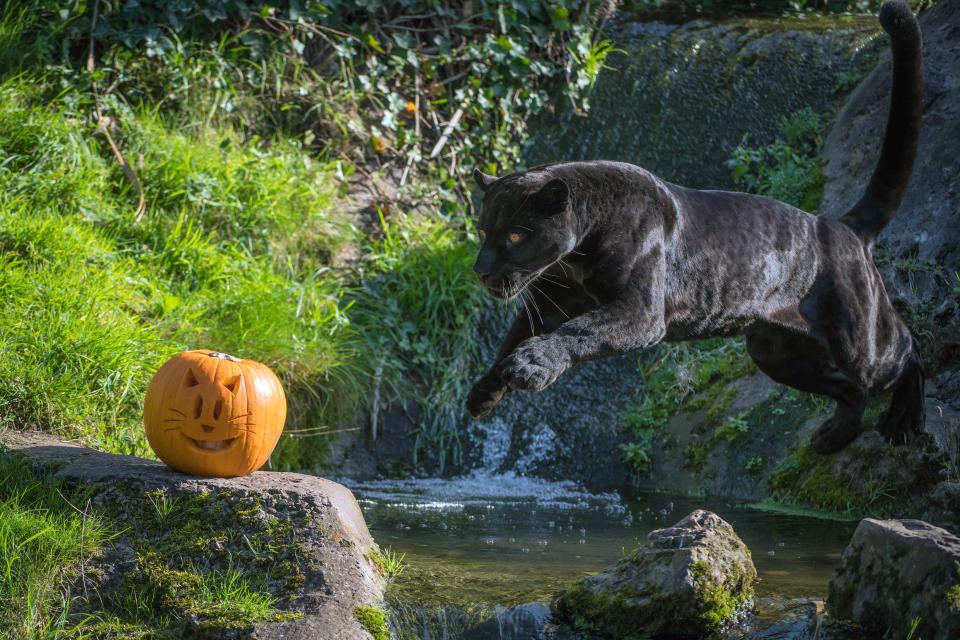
[530,282,570,319]
[164,426,182,432]
[163,418,184,423]
[227,413,254,422]
[519,291,535,336]
[537,273,570,289]
[526,290,544,325]
[167,409,186,417]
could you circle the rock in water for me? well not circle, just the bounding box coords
[552,509,756,638]
[827,518,960,640]
[0,432,386,640]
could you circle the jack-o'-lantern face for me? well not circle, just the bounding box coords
[144,350,286,477]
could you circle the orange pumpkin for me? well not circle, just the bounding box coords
[144,350,286,477]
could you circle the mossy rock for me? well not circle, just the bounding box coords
[0,431,386,640]
[553,510,756,638]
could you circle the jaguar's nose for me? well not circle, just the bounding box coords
[473,264,492,283]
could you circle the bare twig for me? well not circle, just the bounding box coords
[429,106,464,159]
[87,0,146,222]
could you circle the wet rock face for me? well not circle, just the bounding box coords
[467,305,642,490]
[526,15,882,189]
[827,518,960,640]
[820,0,960,270]
[820,0,960,388]
[1,432,385,640]
[552,510,756,638]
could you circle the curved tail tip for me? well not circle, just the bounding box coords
[880,1,919,38]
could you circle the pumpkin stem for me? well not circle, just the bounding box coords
[208,352,241,362]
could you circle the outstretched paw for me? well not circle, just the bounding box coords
[499,338,567,392]
[467,374,507,419]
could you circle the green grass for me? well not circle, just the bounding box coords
[370,547,407,581]
[0,78,365,460]
[620,339,756,474]
[0,448,109,638]
[0,448,305,638]
[0,71,485,469]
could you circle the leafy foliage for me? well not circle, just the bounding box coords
[728,107,826,212]
[620,340,756,474]
[0,0,620,470]
[11,0,615,213]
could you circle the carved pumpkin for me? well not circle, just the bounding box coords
[144,350,286,477]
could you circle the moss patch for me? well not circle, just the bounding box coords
[622,339,756,474]
[554,582,650,640]
[765,427,942,519]
[690,560,754,632]
[58,483,306,636]
[353,605,390,640]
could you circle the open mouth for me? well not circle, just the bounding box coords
[184,436,237,452]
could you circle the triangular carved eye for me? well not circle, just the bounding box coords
[184,369,200,387]
[223,375,241,394]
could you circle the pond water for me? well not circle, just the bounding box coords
[349,473,855,634]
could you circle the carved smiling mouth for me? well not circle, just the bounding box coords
[183,436,237,452]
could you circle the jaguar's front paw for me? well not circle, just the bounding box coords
[467,375,507,419]
[500,338,566,392]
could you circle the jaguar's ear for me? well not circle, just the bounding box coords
[473,168,497,192]
[532,178,569,212]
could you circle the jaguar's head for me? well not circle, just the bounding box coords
[472,168,577,300]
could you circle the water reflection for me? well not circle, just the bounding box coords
[349,476,855,618]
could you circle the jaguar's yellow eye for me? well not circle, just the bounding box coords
[507,231,524,244]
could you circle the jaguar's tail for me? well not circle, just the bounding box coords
[840,0,923,244]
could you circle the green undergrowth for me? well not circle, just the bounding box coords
[0,447,110,638]
[0,69,489,469]
[729,107,826,212]
[0,79,363,461]
[0,0,616,470]
[620,339,756,474]
[0,447,308,638]
[765,442,894,518]
[763,395,944,519]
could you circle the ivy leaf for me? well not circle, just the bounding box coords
[366,34,385,53]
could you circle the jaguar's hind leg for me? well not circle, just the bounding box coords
[876,337,925,445]
[746,324,867,454]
